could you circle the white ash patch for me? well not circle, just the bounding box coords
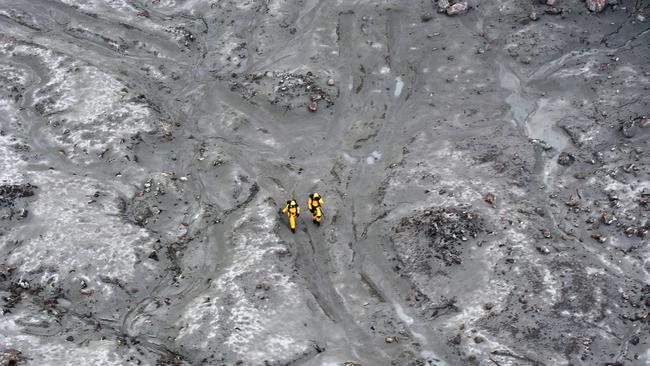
[175,204,321,363]
[4,171,154,286]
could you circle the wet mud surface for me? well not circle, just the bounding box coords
[1,0,649,365]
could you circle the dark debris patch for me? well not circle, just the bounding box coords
[0,348,28,366]
[227,71,336,111]
[396,207,483,266]
[0,184,36,221]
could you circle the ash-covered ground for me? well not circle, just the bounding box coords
[1,0,649,365]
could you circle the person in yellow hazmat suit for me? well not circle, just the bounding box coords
[282,199,300,233]
[307,193,324,225]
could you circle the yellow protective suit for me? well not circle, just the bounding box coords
[307,194,324,225]
[282,200,300,232]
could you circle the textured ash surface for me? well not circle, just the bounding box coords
[0,0,649,365]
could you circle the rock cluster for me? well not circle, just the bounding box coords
[436,0,469,16]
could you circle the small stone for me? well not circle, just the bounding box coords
[536,246,551,255]
[308,101,318,112]
[630,335,640,345]
[534,207,545,216]
[446,2,468,15]
[564,196,580,207]
[66,335,74,342]
[484,303,494,310]
[384,336,399,343]
[591,232,606,242]
[421,12,433,22]
[483,193,496,204]
[179,176,188,182]
[473,336,484,344]
[542,229,552,238]
[601,212,616,225]
[343,362,363,366]
[637,14,646,22]
[80,288,93,296]
[645,297,650,307]
[529,11,540,20]
[327,78,335,86]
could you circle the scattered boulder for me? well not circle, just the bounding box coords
[529,11,539,21]
[436,0,451,13]
[447,2,469,15]
[586,0,607,12]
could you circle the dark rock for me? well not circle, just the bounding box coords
[473,336,484,343]
[621,119,638,138]
[484,303,494,310]
[607,191,619,201]
[557,152,575,166]
[448,334,461,345]
[66,335,74,342]
[536,246,551,255]
[148,251,159,261]
[630,335,640,345]
[308,101,318,112]
[545,7,563,15]
[483,193,496,204]
[528,11,539,21]
[421,12,433,22]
